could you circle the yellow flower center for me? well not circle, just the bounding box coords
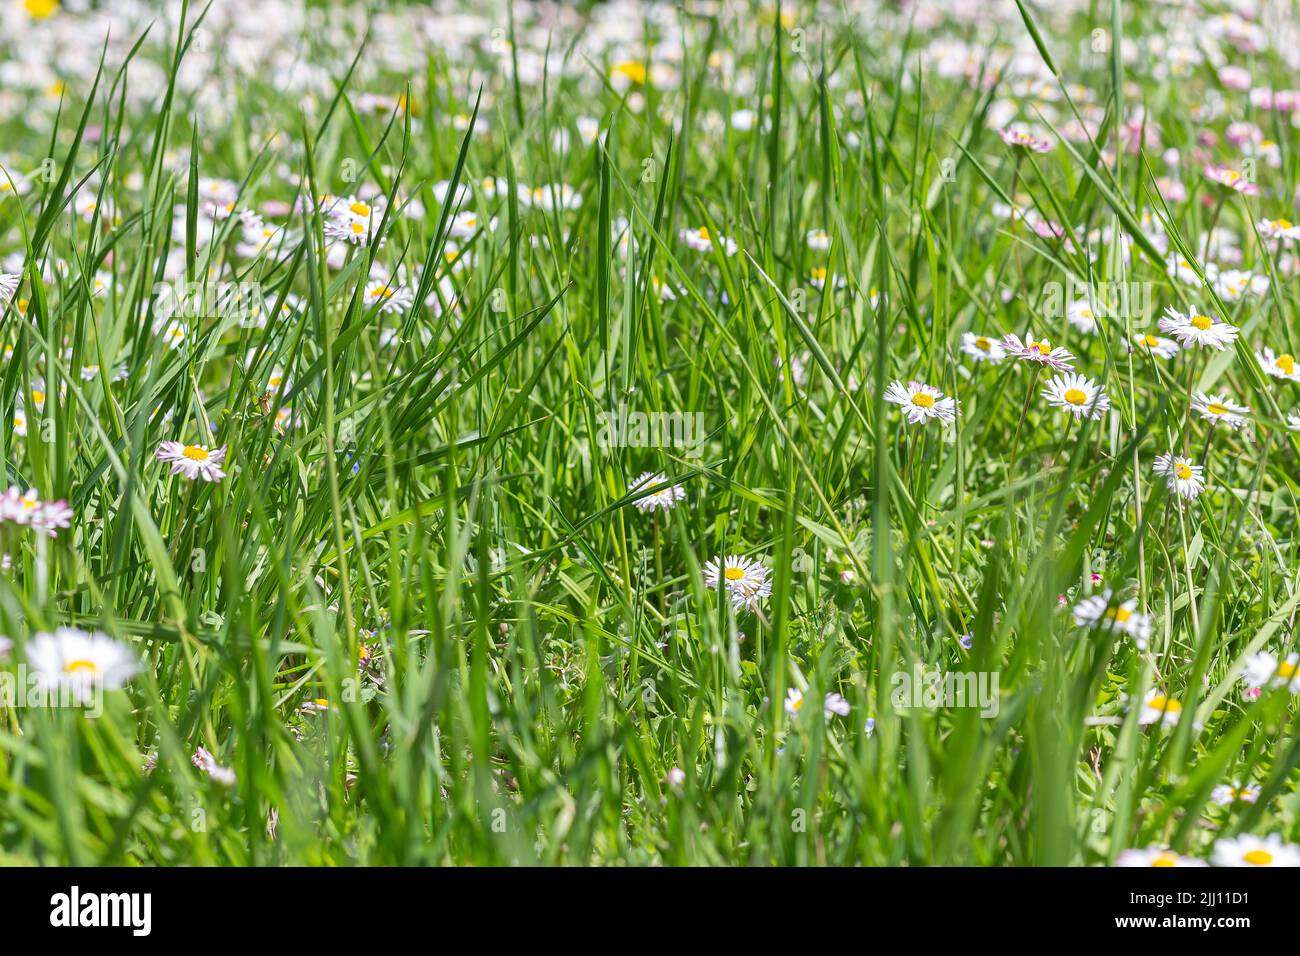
[1147,695,1181,713]
[975,336,991,351]
[31,390,44,405]
[64,659,99,674]
[1150,853,1177,867]
[1243,849,1273,865]
[350,222,365,234]
[611,61,647,85]
[182,445,210,461]
[1206,403,1227,416]
[1063,388,1088,405]
[724,566,746,581]
[350,202,370,217]
[1142,335,1160,347]
[1174,463,1192,480]
[25,0,59,19]
[911,392,935,408]
[1275,218,1293,230]
[1103,606,1132,623]
[1277,661,1297,679]
[1190,315,1212,330]
[1277,354,1295,374]
[697,227,710,240]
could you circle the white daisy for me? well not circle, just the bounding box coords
[1065,300,1098,334]
[1211,833,1300,867]
[883,380,958,424]
[1001,333,1075,370]
[1240,651,1300,693]
[1041,373,1110,420]
[805,228,831,251]
[1214,269,1268,302]
[364,279,415,315]
[1071,590,1152,648]
[155,441,228,482]
[1116,846,1207,867]
[1258,217,1300,241]
[1153,454,1206,500]
[1130,332,1179,360]
[628,472,686,513]
[703,554,772,612]
[960,332,1006,363]
[1137,688,1185,727]
[1190,392,1250,429]
[784,687,805,716]
[23,627,139,704]
[1158,306,1239,349]
[1257,347,1300,383]
[679,226,737,256]
[1210,781,1260,806]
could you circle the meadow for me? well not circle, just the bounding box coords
[0,0,1297,868]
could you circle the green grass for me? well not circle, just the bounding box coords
[0,0,1297,866]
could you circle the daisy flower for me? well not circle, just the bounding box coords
[1210,781,1260,806]
[1153,454,1206,500]
[1202,163,1260,196]
[0,272,18,301]
[883,380,958,425]
[1071,590,1152,648]
[1065,300,1098,335]
[1215,269,1268,302]
[997,126,1052,153]
[679,226,737,256]
[628,472,686,513]
[1130,332,1180,360]
[1257,346,1300,383]
[23,627,139,704]
[156,441,228,482]
[784,688,851,719]
[1041,373,1111,420]
[784,687,805,716]
[1137,688,1185,727]
[703,554,772,612]
[1158,307,1239,349]
[447,210,491,240]
[960,332,1006,363]
[1258,217,1300,241]
[364,279,415,315]
[0,488,72,537]
[1001,333,1075,370]
[1116,846,1207,867]
[805,228,831,251]
[1190,392,1250,429]
[1240,651,1300,693]
[1211,833,1300,867]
